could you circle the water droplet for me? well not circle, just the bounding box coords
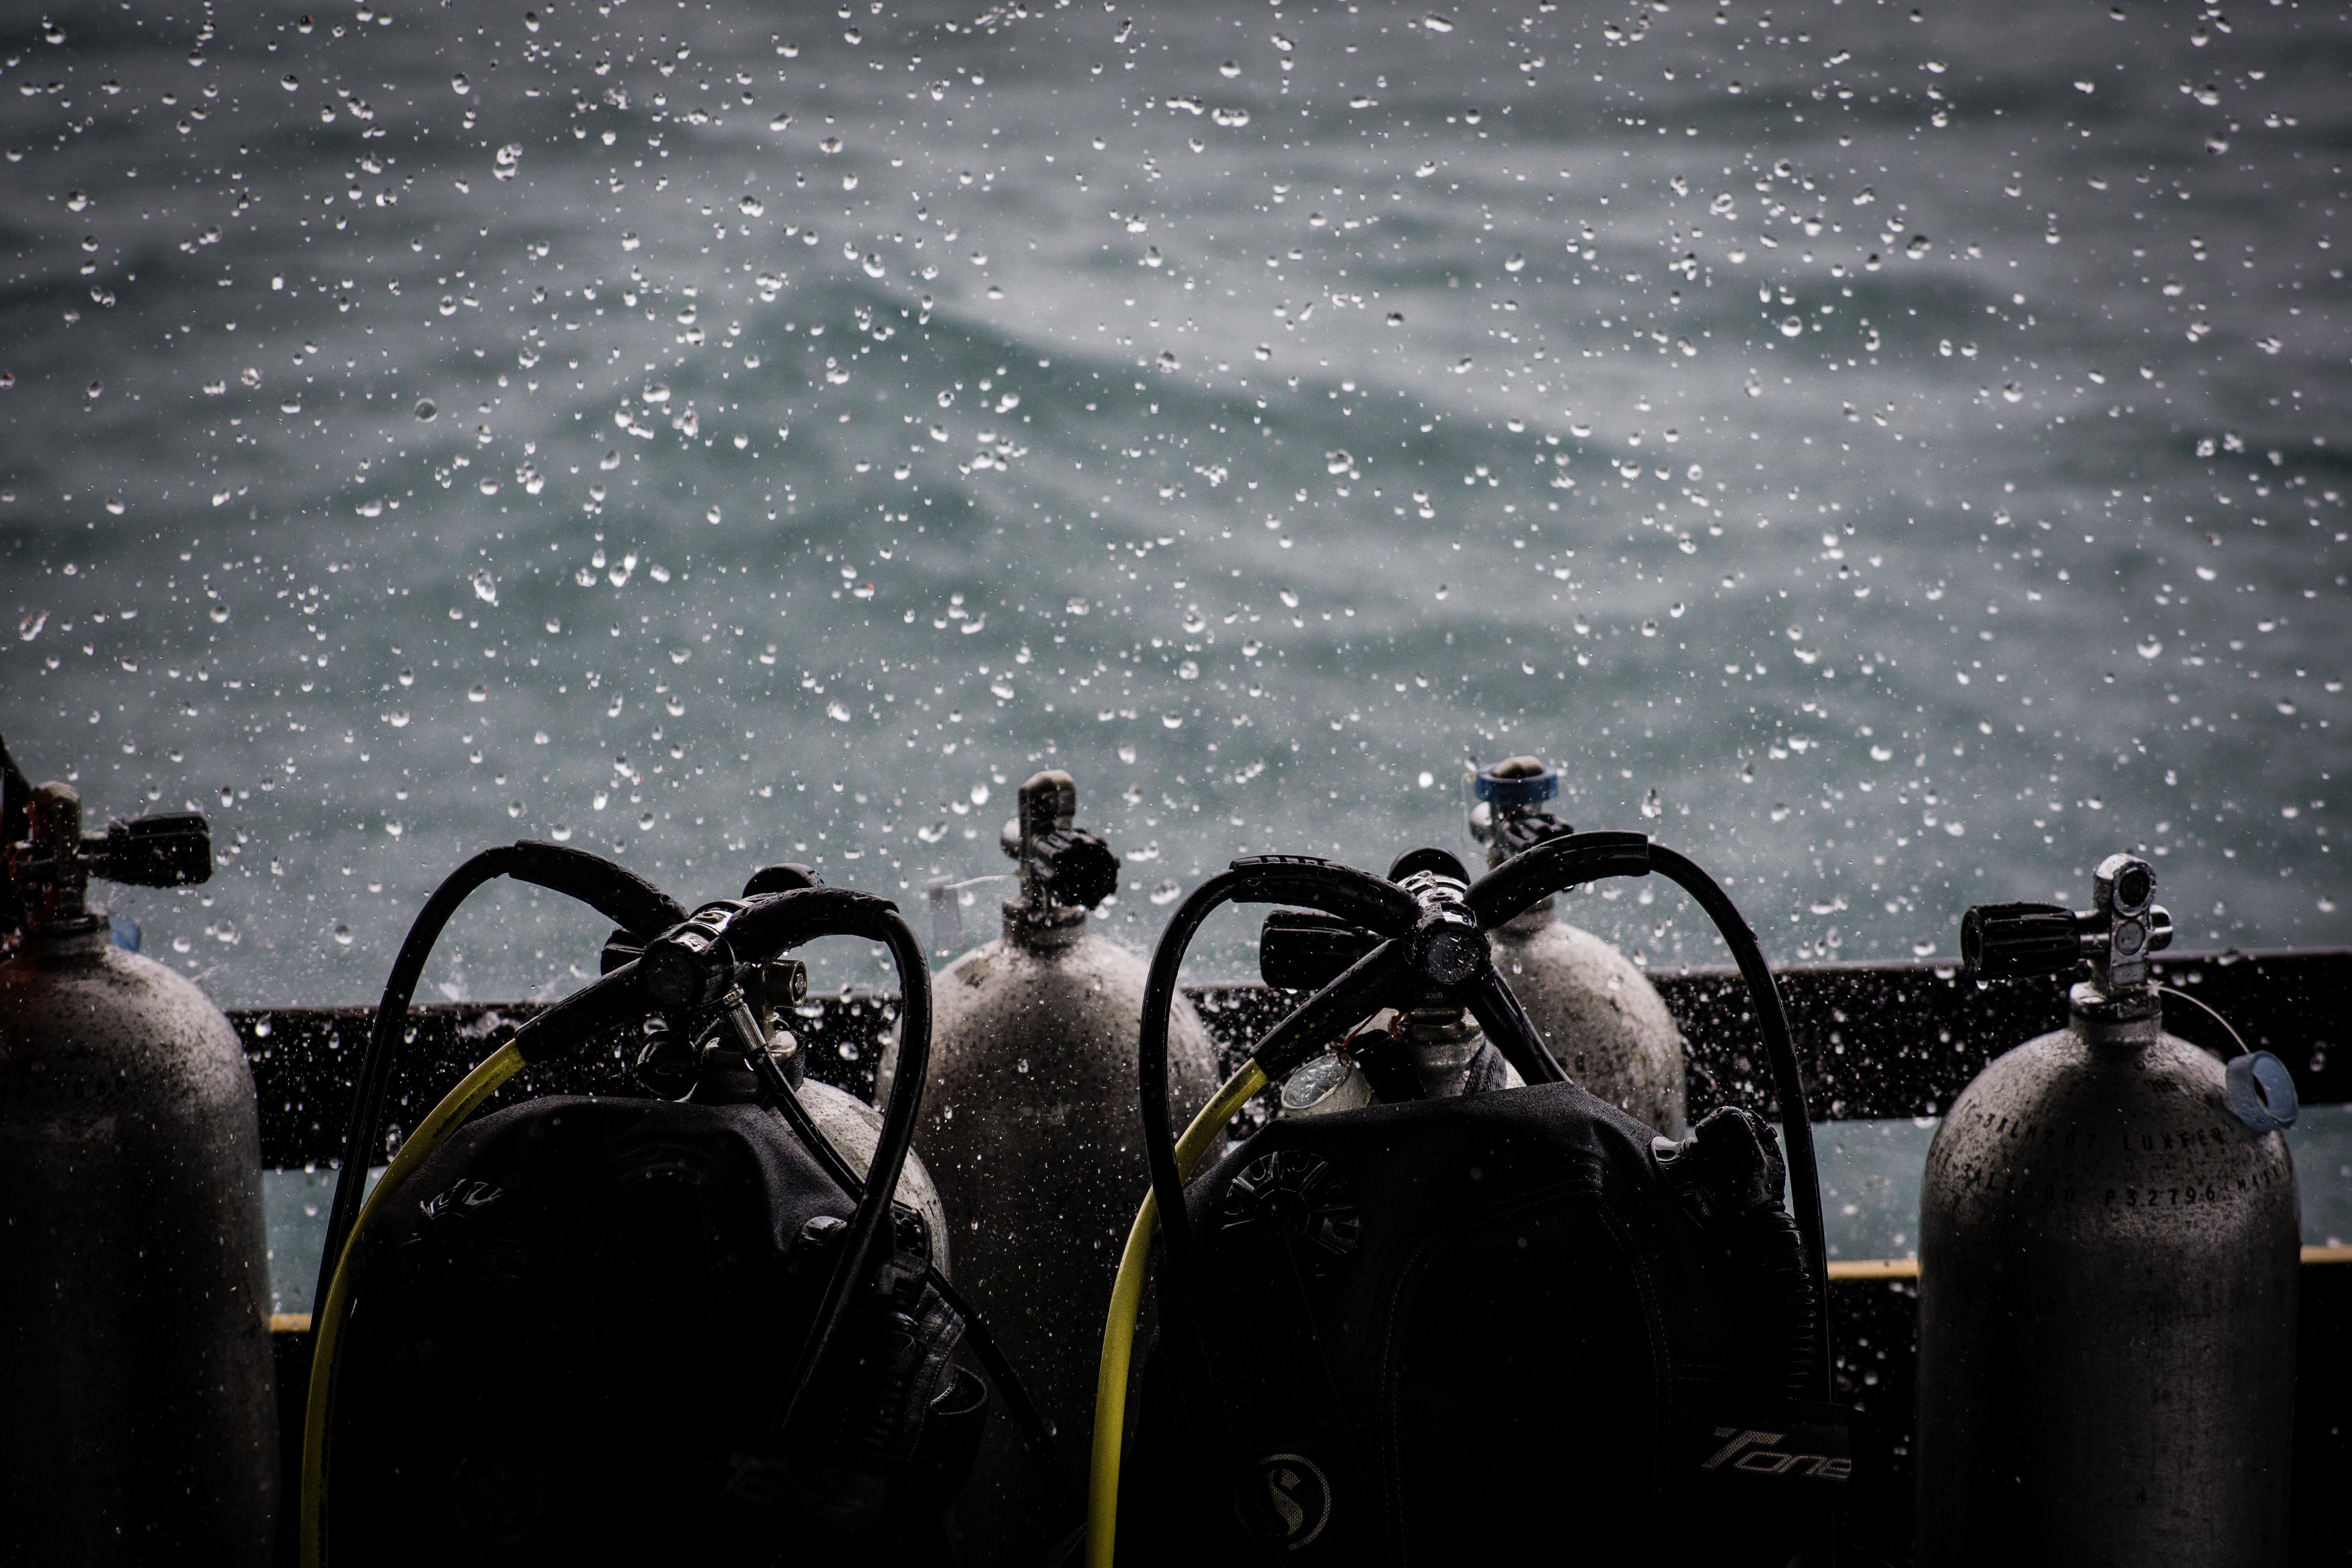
[1422,13,1455,32]
[550,823,573,841]
[739,194,765,216]
[2136,638,2163,659]
[451,73,470,94]
[332,922,353,946]
[1151,879,1184,905]
[471,568,498,606]
[414,398,437,421]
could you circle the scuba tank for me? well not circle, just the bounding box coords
[0,738,277,1564]
[879,768,1220,1551]
[1264,848,1523,1120]
[1091,833,1852,1566]
[1467,756,1687,1134]
[303,848,1062,1567]
[1916,853,2299,1567]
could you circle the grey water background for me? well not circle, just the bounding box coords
[2,0,2347,1006]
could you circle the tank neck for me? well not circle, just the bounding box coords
[20,782,98,935]
[1001,899,1086,955]
[2069,979,2164,1049]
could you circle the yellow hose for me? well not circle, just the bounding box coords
[1085,1060,1269,1568]
[299,1040,528,1568]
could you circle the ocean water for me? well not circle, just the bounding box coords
[2,0,2345,1006]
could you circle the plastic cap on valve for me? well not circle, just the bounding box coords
[1960,901,2084,980]
[1473,757,1561,810]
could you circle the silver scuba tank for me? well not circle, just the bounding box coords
[0,757,277,1564]
[1916,853,2299,1568]
[878,769,1219,1514]
[1467,757,1687,1134]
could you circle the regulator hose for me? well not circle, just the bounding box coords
[721,889,934,1434]
[312,840,686,1313]
[743,1042,1069,1513]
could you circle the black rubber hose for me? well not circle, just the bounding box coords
[315,842,686,1314]
[1223,854,1421,936]
[1249,937,1415,1082]
[1639,845,1829,1400]
[1465,831,1828,1396]
[1462,829,1654,930]
[506,958,657,1064]
[724,889,937,1437]
[741,1045,1069,1511]
[1455,966,1568,1086]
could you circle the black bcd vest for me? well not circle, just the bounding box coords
[1118,1083,1859,1566]
[328,1096,982,1568]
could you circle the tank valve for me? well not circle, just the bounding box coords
[1467,757,1575,869]
[1961,851,2172,993]
[0,736,213,940]
[998,768,1120,913]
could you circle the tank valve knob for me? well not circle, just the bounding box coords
[1,757,214,938]
[89,812,214,888]
[1962,851,2172,989]
[1259,908,1381,992]
[1468,757,1573,864]
[1000,768,1120,911]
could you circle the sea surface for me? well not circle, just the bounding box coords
[2,0,2346,1005]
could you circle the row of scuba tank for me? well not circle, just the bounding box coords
[0,730,2304,1567]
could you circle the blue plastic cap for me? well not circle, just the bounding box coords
[1473,760,1560,809]
[2225,1050,2298,1134]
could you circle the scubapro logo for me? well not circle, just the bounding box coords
[1238,1452,1332,1549]
[1700,1428,1851,1482]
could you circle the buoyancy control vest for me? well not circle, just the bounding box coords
[328,1094,981,1566]
[1091,832,1857,1568]
[303,850,1061,1568]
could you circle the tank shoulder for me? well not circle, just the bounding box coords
[0,938,249,1078]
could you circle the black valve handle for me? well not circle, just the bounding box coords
[91,812,213,888]
[1960,901,2086,980]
